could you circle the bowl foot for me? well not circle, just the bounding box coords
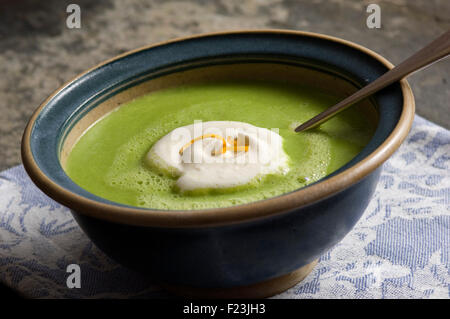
[162,259,318,299]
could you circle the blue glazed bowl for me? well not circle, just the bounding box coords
[22,30,414,298]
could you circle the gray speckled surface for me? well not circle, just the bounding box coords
[0,0,449,171]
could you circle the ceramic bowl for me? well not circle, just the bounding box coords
[21,30,414,298]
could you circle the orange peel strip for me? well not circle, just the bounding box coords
[212,136,249,155]
[179,134,250,156]
[179,134,227,155]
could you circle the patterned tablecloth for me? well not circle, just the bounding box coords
[0,115,448,299]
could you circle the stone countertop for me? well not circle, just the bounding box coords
[0,0,449,171]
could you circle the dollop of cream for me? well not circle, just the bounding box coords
[146,121,289,191]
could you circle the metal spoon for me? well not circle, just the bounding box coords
[295,29,450,133]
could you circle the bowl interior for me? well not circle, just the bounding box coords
[59,62,379,167]
[28,31,405,212]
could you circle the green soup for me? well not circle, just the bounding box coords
[65,80,375,210]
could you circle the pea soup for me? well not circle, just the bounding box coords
[65,80,375,210]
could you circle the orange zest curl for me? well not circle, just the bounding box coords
[179,134,250,156]
[179,134,227,155]
[225,136,249,154]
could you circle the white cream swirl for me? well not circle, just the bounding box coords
[146,121,289,191]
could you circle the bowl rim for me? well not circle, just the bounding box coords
[21,29,415,228]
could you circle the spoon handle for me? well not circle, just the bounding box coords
[295,29,450,132]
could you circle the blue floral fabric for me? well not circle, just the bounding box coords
[0,115,448,298]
